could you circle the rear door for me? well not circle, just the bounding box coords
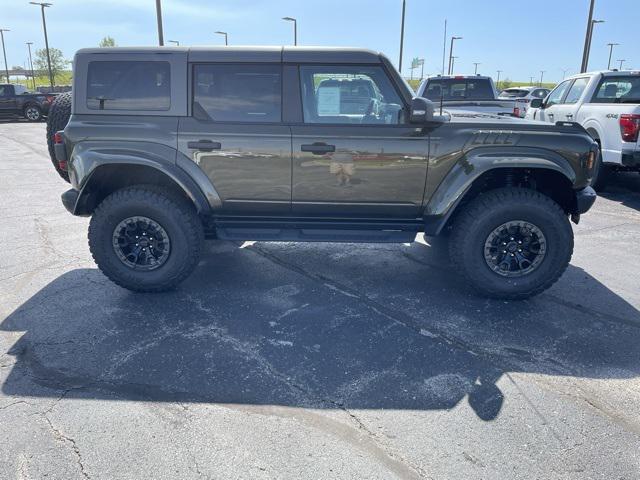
[552,77,590,122]
[290,64,429,218]
[177,62,291,214]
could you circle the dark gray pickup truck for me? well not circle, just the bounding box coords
[50,46,598,299]
[0,83,55,121]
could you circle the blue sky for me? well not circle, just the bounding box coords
[1,0,638,82]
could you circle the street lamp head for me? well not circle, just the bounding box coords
[29,2,52,6]
[592,19,604,24]
[215,31,227,35]
[282,17,296,22]
[0,28,11,32]
[453,36,463,40]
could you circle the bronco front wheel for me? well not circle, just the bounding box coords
[448,188,574,300]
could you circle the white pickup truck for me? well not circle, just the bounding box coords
[526,70,640,190]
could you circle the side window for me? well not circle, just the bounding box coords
[532,89,549,99]
[87,61,171,111]
[193,64,281,123]
[545,80,572,107]
[0,86,6,96]
[564,77,589,104]
[300,65,405,125]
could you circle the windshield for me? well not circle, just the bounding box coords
[591,75,640,104]
[422,78,494,101]
[499,89,530,98]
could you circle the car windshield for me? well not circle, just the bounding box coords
[592,75,640,104]
[422,78,494,101]
[499,89,530,98]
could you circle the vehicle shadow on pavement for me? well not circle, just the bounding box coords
[2,239,639,422]
[599,172,640,211]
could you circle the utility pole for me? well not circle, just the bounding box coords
[584,19,604,72]
[450,56,458,74]
[441,19,447,75]
[606,42,619,70]
[530,76,535,85]
[26,42,36,90]
[282,17,297,46]
[398,0,406,73]
[29,2,54,89]
[561,68,570,79]
[617,59,626,70]
[580,0,595,72]
[215,31,228,45]
[473,62,481,75]
[496,70,502,87]
[0,29,9,84]
[447,36,462,75]
[539,70,546,86]
[155,0,164,46]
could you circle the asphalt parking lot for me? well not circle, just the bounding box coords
[0,121,639,479]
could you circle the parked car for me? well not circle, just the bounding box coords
[526,70,640,189]
[0,83,56,121]
[51,46,597,299]
[416,75,517,116]
[498,86,550,118]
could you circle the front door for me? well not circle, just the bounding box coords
[536,79,572,123]
[177,63,291,214]
[550,76,590,122]
[0,85,16,115]
[291,65,429,218]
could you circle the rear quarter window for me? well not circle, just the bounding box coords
[86,61,171,111]
[591,75,640,103]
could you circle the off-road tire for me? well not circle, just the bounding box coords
[24,104,42,122]
[88,186,204,292]
[448,187,573,300]
[46,92,72,182]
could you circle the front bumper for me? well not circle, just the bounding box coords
[575,186,597,214]
[621,151,640,168]
[61,188,79,214]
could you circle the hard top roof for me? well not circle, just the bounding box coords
[75,46,385,64]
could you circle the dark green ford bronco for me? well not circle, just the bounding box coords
[50,46,597,299]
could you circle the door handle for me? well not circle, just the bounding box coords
[301,143,336,155]
[548,113,554,117]
[188,140,222,152]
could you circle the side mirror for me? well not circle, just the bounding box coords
[410,96,439,124]
[530,98,544,109]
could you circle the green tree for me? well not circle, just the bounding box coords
[33,48,69,78]
[499,78,512,90]
[99,36,116,47]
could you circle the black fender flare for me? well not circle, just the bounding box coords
[423,146,576,235]
[67,141,221,215]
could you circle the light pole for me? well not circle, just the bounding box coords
[539,70,546,86]
[450,56,458,74]
[529,76,534,85]
[29,2,54,89]
[155,0,164,46]
[26,42,36,90]
[617,59,626,70]
[441,19,447,75]
[447,36,462,75]
[584,19,605,72]
[398,0,406,73]
[606,42,619,70]
[282,17,297,46]
[561,68,570,79]
[580,0,595,72]
[168,40,179,46]
[215,31,228,45]
[473,62,481,75]
[496,70,502,87]
[0,29,9,84]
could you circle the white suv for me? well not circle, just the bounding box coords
[498,86,550,118]
[526,71,640,190]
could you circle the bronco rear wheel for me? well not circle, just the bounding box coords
[449,187,573,300]
[88,186,204,292]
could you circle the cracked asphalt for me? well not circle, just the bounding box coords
[1,121,639,479]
